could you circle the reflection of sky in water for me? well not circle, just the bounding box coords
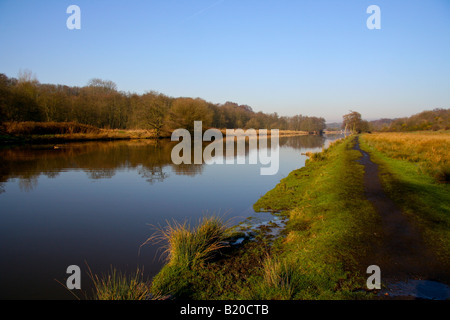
[0,134,343,299]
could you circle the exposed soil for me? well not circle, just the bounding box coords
[353,137,450,299]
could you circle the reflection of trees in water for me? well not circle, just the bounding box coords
[138,166,169,185]
[44,171,60,179]
[0,140,200,192]
[86,169,116,180]
[0,135,336,192]
[279,135,325,149]
[18,177,38,192]
[170,164,204,176]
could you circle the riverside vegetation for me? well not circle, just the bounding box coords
[0,72,327,140]
[88,136,381,299]
[85,131,449,300]
[3,72,448,299]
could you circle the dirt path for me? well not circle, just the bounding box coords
[353,136,450,299]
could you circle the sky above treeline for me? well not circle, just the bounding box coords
[0,0,449,122]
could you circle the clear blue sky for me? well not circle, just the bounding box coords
[0,0,449,122]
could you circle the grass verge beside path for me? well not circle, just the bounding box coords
[251,136,381,299]
[360,132,450,267]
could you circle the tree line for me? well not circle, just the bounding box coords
[0,72,326,136]
[341,108,449,133]
[377,108,449,132]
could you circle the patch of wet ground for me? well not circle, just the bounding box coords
[228,210,287,246]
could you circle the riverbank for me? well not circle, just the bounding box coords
[0,121,321,145]
[55,131,448,300]
[0,122,158,144]
[140,132,449,300]
[140,135,382,300]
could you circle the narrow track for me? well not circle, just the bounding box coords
[353,136,450,299]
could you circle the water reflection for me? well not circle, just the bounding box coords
[0,134,343,299]
[0,135,331,193]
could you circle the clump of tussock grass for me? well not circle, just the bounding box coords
[142,215,231,268]
[144,215,232,298]
[88,266,152,300]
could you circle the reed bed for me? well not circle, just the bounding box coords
[2,121,101,135]
[1,121,157,141]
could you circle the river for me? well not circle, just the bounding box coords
[0,134,343,299]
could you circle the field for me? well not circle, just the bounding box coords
[361,131,450,182]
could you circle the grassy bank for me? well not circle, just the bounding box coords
[1,121,319,144]
[250,136,382,299]
[141,136,382,300]
[0,121,158,143]
[360,132,450,267]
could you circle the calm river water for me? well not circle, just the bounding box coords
[0,134,343,299]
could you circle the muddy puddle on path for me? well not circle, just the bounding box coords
[380,280,450,300]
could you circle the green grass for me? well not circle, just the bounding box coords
[250,136,382,299]
[360,134,450,266]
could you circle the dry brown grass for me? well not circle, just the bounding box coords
[218,129,309,137]
[86,265,153,300]
[361,131,450,182]
[3,121,101,135]
[1,121,157,141]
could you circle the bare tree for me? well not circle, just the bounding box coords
[343,111,363,133]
